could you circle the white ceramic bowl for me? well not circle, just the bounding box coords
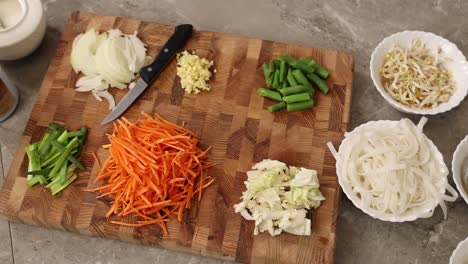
[451,135,468,205]
[0,0,46,60]
[370,31,468,115]
[450,237,468,264]
[336,120,448,222]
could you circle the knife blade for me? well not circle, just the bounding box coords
[101,24,193,125]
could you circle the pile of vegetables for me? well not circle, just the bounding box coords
[259,55,330,112]
[176,50,215,94]
[25,123,88,195]
[380,39,455,109]
[70,29,149,110]
[87,113,214,235]
[234,159,324,236]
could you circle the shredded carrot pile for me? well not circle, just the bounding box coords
[87,112,214,235]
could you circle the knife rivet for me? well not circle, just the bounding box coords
[164,48,169,53]
[147,67,153,72]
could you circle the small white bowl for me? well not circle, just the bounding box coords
[0,0,46,60]
[336,120,448,222]
[450,237,468,264]
[370,31,468,115]
[451,135,468,205]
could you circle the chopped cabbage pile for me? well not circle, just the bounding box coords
[234,159,324,236]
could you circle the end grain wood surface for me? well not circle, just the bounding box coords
[0,12,354,264]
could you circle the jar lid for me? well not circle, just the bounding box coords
[0,0,44,48]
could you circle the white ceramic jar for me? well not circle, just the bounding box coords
[0,0,46,60]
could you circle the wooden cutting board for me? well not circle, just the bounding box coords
[0,12,353,264]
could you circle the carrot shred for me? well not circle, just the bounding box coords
[87,113,214,236]
[92,152,101,168]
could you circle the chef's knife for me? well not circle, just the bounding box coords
[101,24,193,125]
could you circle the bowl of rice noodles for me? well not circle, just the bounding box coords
[327,117,459,222]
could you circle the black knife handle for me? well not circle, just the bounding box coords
[140,24,193,84]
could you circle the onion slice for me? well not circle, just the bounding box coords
[70,28,147,110]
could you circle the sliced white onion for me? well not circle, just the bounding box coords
[75,76,108,92]
[70,33,83,71]
[95,90,116,110]
[75,86,95,92]
[129,33,147,71]
[70,29,103,77]
[92,90,115,110]
[91,90,103,102]
[70,28,147,110]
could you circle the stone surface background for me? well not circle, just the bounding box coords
[0,0,467,263]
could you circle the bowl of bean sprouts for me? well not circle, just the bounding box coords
[370,31,468,115]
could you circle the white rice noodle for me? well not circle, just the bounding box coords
[327,118,458,220]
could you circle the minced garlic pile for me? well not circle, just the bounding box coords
[176,50,214,94]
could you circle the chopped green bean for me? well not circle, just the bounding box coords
[263,63,274,88]
[315,64,329,79]
[281,78,289,89]
[274,59,281,69]
[268,102,286,112]
[292,69,312,89]
[296,61,315,73]
[278,55,296,65]
[279,85,310,96]
[272,70,280,89]
[307,73,329,94]
[279,55,315,73]
[283,93,311,104]
[279,60,287,83]
[258,88,283,102]
[287,69,298,86]
[287,100,314,112]
[299,57,317,68]
[309,87,316,98]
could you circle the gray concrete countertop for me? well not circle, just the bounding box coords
[1,0,468,263]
